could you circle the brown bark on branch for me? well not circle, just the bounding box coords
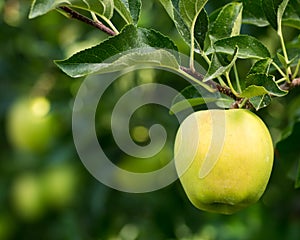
[180,66,252,109]
[181,67,300,110]
[280,78,300,91]
[180,66,237,100]
[59,6,116,36]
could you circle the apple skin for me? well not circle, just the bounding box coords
[174,109,274,214]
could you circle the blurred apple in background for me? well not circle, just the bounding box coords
[11,163,78,221]
[6,96,59,153]
[11,173,45,221]
[40,164,78,208]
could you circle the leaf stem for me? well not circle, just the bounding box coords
[292,59,300,79]
[200,51,226,87]
[278,25,292,80]
[91,12,119,34]
[225,72,239,97]
[189,35,196,72]
[239,98,249,108]
[189,12,204,72]
[90,12,98,22]
[59,6,116,36]
[103,17,120,35]
[217,76,227,87]
[276,77,287,84]
[189,49,195,72]
[179,68,215,92]
[233,63,241,92]
[271,61,286,78]
[201,51,211,65]
[180,66,236,99]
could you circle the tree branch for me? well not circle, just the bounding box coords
[59,6,116,36]
[180,67,300,109]
[180,66,237,99]
[180,66,252,109]
[280,77,300,91]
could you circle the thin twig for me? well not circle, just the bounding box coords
[59,6,116,36]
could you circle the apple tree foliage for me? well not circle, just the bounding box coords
[29,0,300,188]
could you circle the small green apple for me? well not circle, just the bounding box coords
[11,173,45,220]
[174,109,274,214]
[41,164,77,208]
[6,96,58,153]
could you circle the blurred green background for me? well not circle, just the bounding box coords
[1,0,300,239]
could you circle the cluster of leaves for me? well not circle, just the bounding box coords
[29,0,300,112]
[29,0,300,132]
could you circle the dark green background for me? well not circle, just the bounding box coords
[1,0,300,239]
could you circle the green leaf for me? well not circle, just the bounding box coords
[55,25,179,77]
[114,0,132,24]
[169,85,233,114]
[178,0,209,51]
[247,58,273,110]
[204,47,239,81]
[275,36,300,68]
[179,0,208,28]
[277,52,289,68]
[194,9,209,50]
[281,48,300,68]
[158,0,175,19]
[242,0,269,27]
[206,35,271,59]
[262,0,282,29]
[287,34,300,48]
[170,98,210,114]
[160,0,209,51]
[283,18,300,29]
[114,0,141,24]
[240,73,288,98]
[29,0,114,19]
[98,49,180,74]
[262,0,290,30]
[277,0,290,32]
[248,58,272,74]
[282,0,300,29]
[209,2,243,42]
[159,0,191,45]
[208,7,221,23]
[249,94,272,111]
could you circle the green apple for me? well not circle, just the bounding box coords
[6,96,59,153]
[11,173,45,220]
[174,109,274,214]
[40,164,77,208]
